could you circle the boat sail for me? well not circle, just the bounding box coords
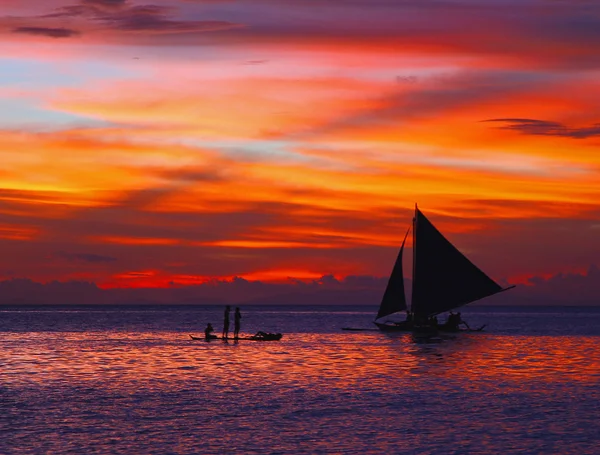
[374,205,514,331]
[375,228,410,321]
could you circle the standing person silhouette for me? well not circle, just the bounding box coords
[234,307,242,339]
[222,305,231,339]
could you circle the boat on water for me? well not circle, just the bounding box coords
[373,205,515,333]
[189,332,283,342]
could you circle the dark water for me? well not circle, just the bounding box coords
[1,305,599,454]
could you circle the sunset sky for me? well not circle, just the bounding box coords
[1,0,600,298]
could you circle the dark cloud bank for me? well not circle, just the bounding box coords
[11,26,80,38]
[483,118,600,139]
[1,265,599,306]
[10,0,240,39]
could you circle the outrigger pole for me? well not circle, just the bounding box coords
[498,285,517,293]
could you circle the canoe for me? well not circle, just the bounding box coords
[189,333,283,342]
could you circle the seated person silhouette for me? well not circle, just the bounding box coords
[204,323,217,341]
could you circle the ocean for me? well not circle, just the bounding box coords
[1,305,599,454]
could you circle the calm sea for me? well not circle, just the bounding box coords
[1,305,599,455]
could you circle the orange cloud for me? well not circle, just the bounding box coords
[2,1,600,292]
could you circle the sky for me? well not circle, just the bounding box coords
[1,0,600,304]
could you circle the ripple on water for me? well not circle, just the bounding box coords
[1,331,600,454]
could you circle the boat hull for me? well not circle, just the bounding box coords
[412,324,439,336]
[189,333,283,341]
[374,321,413,332]
[374,321,485,334]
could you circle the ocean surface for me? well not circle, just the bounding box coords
[1,304,599,455]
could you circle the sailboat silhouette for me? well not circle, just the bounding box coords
[374,205,515,332]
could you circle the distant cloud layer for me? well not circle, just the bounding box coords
[0,266,599,305]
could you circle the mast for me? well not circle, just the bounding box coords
[410,203,417,315]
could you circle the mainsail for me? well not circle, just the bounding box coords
[375,227,410,320]
[410,207,504,317]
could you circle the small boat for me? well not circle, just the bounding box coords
[189,332,283,342]
[248,331,283,341]
[373,205,515,333]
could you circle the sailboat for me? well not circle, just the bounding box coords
[374,205,515,332]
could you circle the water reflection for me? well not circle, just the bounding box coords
[2,331,599,454]
[2,332,599,387]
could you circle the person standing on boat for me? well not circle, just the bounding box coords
[234,307,242,339]
[223,305,231,339]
